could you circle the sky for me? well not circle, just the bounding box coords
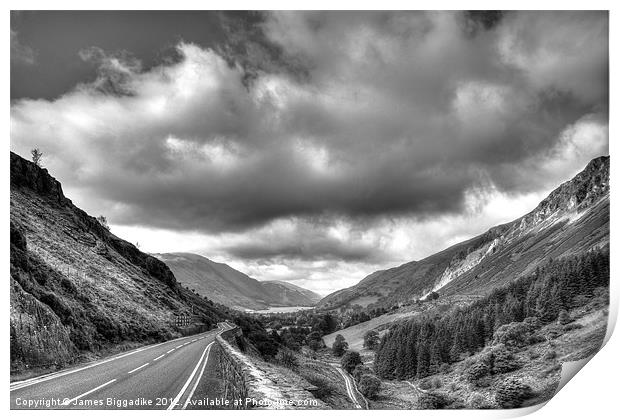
[10,11,609,296]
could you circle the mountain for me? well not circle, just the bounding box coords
[261,280,322,307]
[10,152,225,372]
[155,253,321,310]
[318,156,610,310]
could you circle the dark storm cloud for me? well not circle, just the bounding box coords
[10,29,36,65]
[10,11,609,263]
[222,228,387,262]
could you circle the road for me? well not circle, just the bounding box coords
[10,323,232,410]
[330,364,366,409]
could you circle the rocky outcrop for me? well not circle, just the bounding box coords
[10,152,177,288]
[216,326,327,410]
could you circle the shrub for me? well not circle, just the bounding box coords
[545,325,563,340]
[358,374,381,399]
[522,317,542,332]
[419,378,434,390]
[418,391,452,409]
[352,364,373,382]
[542,350,557,361]
[465,361,490,384]
[467,393,495,409]
[490,345,522,374]
[495,377,533,408]
[563,323,583,332]
[341,351,362,373]
[276,349,299,370]
[306,331,324,351]
[303,373,335,399]
[493,322,530,348]
[557,310,571,325]
[363,330,380,350]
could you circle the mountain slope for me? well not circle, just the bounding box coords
[261,280,322,307]
[318,156,610,310]
[156,253,321,310]
[10,152,225,372]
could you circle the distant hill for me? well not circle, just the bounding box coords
[318,156,610,310]
[261,280,322,307]
[156,253,321,310]
[10,152,225,372]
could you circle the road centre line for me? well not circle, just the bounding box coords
[128,363,149,374]
[153,354,166,361]
[10,331,212,391]
[61,379,117,406]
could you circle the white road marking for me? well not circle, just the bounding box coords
[128,363,149,374]
[167,342,213,410]
[181,342,214,410]
[167,349,175,354]
[61,379,117,406]
[184,342,190,345]
[10,331,211,391]
[153,354,166,361]
[176,345,183,349]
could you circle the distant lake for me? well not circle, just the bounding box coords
[247,306,314,314]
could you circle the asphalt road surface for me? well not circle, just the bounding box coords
[10,323,232,410]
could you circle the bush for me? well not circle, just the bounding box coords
[542,350,557,361]
[465,361,490,384]
[545,325,564,340]
[417,391,452,409]
[303,373,335,399]
[467,393,495,409]
[490,345,522,374]
[557,309,571,325]
[341,351,362,373]
[563,323,583,332]
[358,374,381,399]
[493,322,530,348]
[306,331,324,351]
[276,349,299,370]
[495,377,533,408]
[352,364,373,382]
[363,330,380,350]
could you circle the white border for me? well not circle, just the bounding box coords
[4,3,618,420]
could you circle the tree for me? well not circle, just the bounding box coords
[363,330,380,350]
[96,215,110,231]
[358,374,381,399]
[306,331,324,351]
[429,291,440,300]
[341,351,362,373]
[332,334,348,356]
[31,148,43,167]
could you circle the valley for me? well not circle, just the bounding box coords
[9,152,611,411]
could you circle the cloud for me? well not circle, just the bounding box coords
[10,11,608,279]
[11,30,36,65]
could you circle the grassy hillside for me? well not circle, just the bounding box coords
[262,280,322,307]
[10,152,225,374]
[157,252,321,310]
